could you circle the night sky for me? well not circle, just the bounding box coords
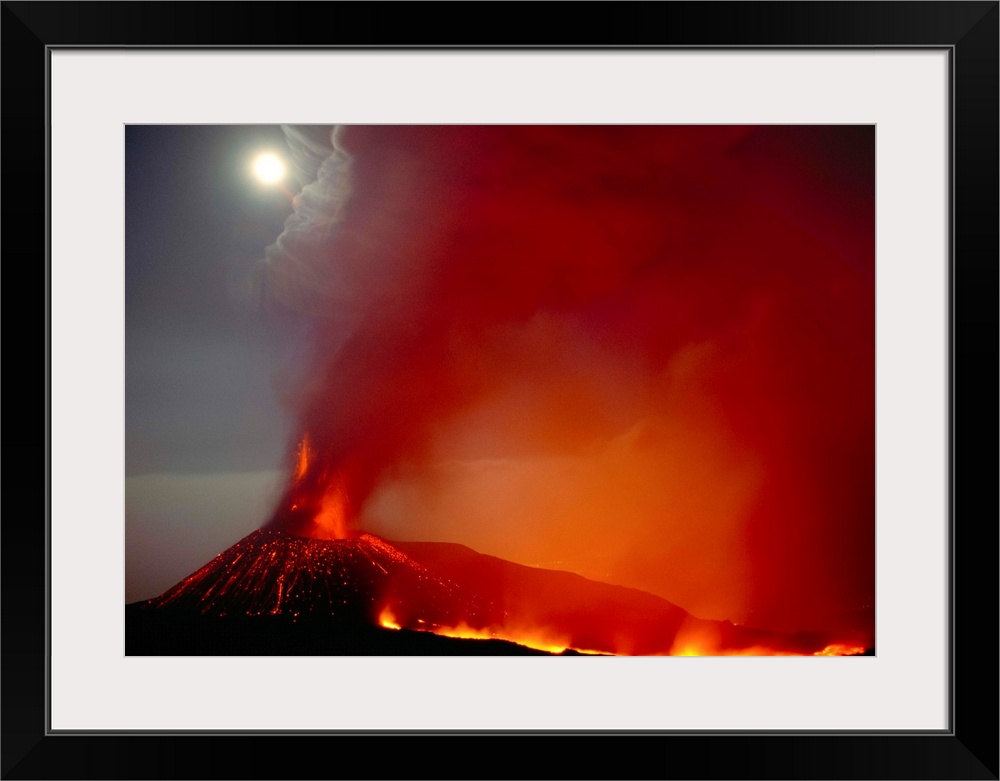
[125,126,299,601]
[126,125,875,645]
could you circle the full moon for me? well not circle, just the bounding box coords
[253,153,285,184]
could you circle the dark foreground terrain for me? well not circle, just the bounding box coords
[125,607,566,655]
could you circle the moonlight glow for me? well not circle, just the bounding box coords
[253,153,285,184]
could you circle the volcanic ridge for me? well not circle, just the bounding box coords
[127,529,864,656]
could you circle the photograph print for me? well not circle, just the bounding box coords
[125,124,875,658]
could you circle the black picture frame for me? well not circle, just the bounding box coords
[3,2,996,778]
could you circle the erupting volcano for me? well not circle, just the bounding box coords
[128,528,864,656]
[126,124,875,657]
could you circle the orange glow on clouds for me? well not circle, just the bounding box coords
[259,126,875,646]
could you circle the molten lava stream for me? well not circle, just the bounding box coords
[377,607,866,656]
[813,644,867,657]
[378,607,606,655]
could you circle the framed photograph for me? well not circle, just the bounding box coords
[4,2,996,778]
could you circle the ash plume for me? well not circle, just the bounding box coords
[253,125,875,642]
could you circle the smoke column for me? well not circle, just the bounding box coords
[257,125,875,642]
